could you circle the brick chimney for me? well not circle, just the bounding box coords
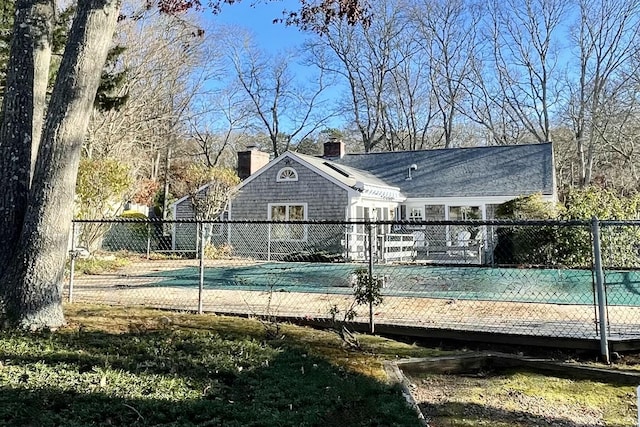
[323,139,345,159]
[237,145,270,180]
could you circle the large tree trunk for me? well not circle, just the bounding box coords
[1,0,121,329]
[30,9,52,181]
[0,0,54,281]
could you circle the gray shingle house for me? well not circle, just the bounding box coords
[172,141,556,262]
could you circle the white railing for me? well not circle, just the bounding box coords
[381,233,416,263]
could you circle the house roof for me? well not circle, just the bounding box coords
[233,150,405,201]
[332,142,555,198]
[286,152,405,201]
[294,152,393,189]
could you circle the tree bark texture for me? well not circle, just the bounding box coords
[1,0,121,328]
[0,0,54,281]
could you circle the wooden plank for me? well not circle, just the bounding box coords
[395,352,640,385]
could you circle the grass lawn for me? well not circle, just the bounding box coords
[0,304,440,427]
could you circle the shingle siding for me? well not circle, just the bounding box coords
[175,198,195,220]
[172,195,229,252]
[229,157,349,259]
[231,157,349,221]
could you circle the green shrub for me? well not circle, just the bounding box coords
[495,189,640,268]
[102,211,150,253]
[494,194,563,266]
[560,188,640,268]
[495,193,562,219]
[75,158,133,252]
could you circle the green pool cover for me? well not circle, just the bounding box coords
[140,262,640,306]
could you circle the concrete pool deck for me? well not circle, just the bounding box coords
[66,259,640,352]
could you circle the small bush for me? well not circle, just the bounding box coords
[204,243,233,260]
[75,158,133,251]
[102,211,150,253]
[495,193,561,219]
[74,257,130,275]
[560,188,640,268]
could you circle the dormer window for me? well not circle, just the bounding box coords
[277,167,298,182]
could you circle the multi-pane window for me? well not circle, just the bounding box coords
[409,207,424,220]
[269,203,307,241]
[448,206,481,220]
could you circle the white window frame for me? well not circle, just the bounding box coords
[448,205,481,220]
[268,202,308,241]
[409,207,424,220]
[276,167,299,182]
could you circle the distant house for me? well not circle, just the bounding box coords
[172,141,556,263]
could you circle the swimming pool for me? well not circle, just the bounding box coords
[137,262,640,306]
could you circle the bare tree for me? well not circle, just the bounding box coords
[186,165,239,221]
[411,0,481,148]
[378,17,435,151]
[86,8,225,181]
[567,0,640,187]
[227,28,337,156]
[185,81,254,168]
[311,0,410,152]
[463,0,566,145]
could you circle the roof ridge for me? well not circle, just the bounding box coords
[342,142,551,157]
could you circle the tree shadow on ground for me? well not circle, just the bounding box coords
[0,327,420,427]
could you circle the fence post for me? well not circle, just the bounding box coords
[198,221,205,314]
[367,221,375,334]
[267,223,272,261]
[591,216,610,364]
[146,222,151,260]
[68,222,77,303]
[344,223,350,261]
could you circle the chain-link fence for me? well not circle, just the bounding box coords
[67,218,640,361]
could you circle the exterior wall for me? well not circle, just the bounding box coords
[171,196,230,252]
[486,204,499,220]
[399,193,555,221]
[174,198,195,220]
[397,195,551,261]
[172,198,196,251]
[231,157,349,221]
[230,157,350,259]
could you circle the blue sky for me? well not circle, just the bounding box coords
[202,1,347,130]
[213,0,310,52]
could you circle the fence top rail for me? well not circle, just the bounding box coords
[598,220,640,226]
[72,218,593,227]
